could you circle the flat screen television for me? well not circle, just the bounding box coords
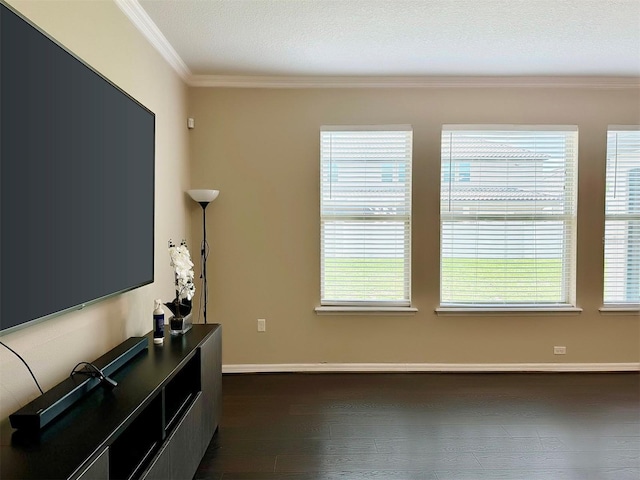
[1,3,155,334]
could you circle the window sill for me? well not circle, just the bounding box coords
[436,306,583,316]
[315,306,418,316]
[599,306,640,315]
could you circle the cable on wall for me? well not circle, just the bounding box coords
[0,340,44,395]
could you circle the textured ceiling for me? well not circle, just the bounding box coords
[137,0,640,77]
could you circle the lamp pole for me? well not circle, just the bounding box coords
[199,202,209,324]
[187,189,219,325]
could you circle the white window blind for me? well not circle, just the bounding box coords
[321,126,412,306]
[604,127,640,305]
[440,125,578,307]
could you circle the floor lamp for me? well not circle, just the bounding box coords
[187,189,219,324]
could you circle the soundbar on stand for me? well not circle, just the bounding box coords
[9,337,148,431]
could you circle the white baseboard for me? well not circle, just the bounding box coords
[223,363,640,374]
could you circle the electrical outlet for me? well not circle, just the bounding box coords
[554,346,566,355]
[257,318,266,332]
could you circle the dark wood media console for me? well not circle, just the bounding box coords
[0,324,222,480]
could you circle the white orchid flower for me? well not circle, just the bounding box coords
[169,240,196,302]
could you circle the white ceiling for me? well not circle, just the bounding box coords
[131,0,640,83]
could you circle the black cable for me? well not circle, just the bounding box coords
[198,238,211,323]
[70,361,101,378]
[0,340,44,395]
[197,238,204,324]
[70,361,117,388]
[203,238,210,323]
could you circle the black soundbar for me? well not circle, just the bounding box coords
[9,336,148,431]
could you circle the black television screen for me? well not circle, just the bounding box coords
[1,4,155,333]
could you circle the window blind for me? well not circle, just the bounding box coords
[440,125,578,307]
[320,126,412,306]
[604,127,640,305]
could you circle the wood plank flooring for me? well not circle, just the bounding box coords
[194,372,640,480]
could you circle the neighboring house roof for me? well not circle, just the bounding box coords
[443,142,550,160]
[442,186,562,202]
[328,186,561,204]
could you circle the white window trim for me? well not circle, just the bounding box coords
[436,306,583,316]
[599,305,640,315]
[439,124,578,308]
[315,306,418,315]
[320,125,413,308]
[602,125,640,307]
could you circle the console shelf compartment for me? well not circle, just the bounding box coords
[163,352,200,434]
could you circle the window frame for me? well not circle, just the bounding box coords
[438,125,580,313]
[316,125,415,314]
[602,126,640,311]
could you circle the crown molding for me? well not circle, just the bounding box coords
[114,0,191,81]
[188,75,640,89]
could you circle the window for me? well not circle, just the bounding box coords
[442,161,471,183]
[320,126,412,307]
[603,127,640,306]
[440,125,578,308]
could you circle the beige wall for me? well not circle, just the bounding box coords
[0,1,638,423]
[0,0,190,419]
[189,86,640,367]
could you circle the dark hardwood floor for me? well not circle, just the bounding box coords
[194,372,640,480]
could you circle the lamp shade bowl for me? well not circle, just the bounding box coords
[187,189,219,204]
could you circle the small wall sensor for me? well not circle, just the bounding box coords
[187,118,195,129]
